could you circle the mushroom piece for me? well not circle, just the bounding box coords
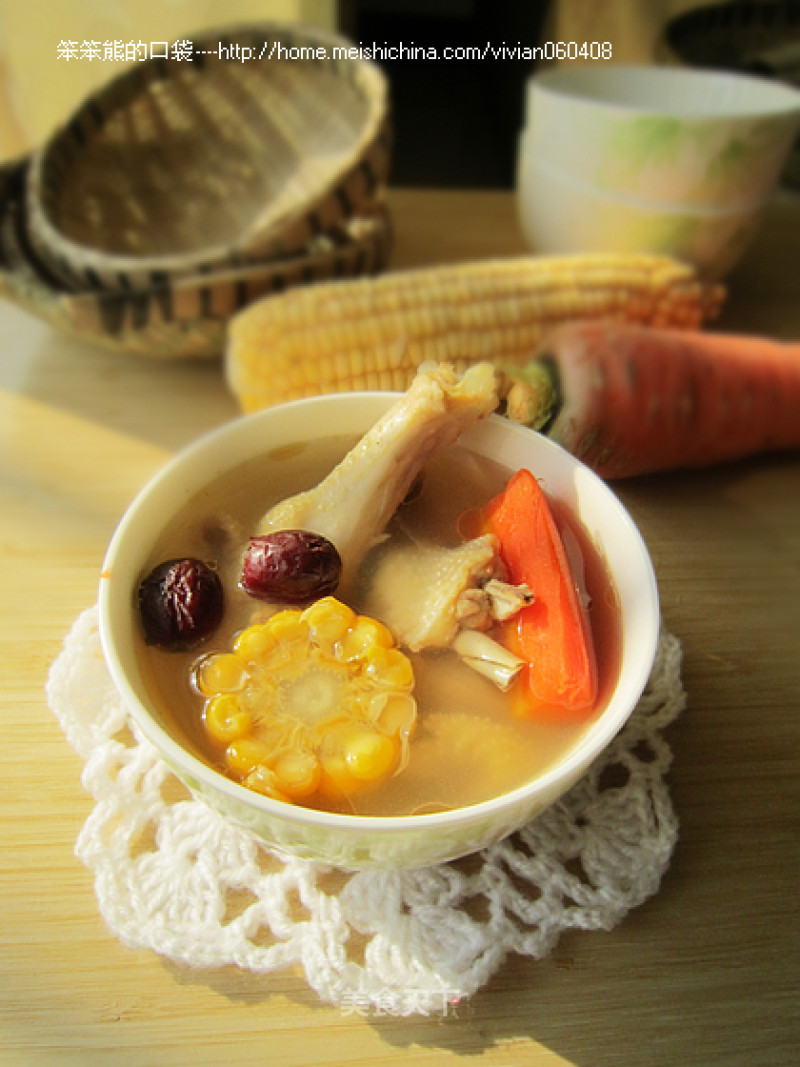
[451,631,526,691]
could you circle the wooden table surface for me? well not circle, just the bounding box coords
[1,187,798,1067]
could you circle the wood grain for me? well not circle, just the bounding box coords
[1,186,798,1067]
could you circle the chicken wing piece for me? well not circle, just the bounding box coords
[362,534,534,652]
[362,534,500,651]
[258,362,499,588]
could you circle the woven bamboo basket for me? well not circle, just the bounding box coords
[24,22,391,292]
[0,159,392,360]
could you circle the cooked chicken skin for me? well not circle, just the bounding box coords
[362,534,500,651]
[362,533,534,652]
[258,362,500,589]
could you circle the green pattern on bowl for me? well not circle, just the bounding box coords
[523,65,800,213]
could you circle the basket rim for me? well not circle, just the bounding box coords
[24,21,390,291]
[0,170,392,359]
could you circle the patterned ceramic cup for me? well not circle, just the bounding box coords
[522,65,800,210]
[517,148,765,280]
[98,394,659,870]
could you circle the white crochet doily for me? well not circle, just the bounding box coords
[47,606,685,1017]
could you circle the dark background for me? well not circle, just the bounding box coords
[340,0,551,188]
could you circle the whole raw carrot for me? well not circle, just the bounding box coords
[505,322,800,478]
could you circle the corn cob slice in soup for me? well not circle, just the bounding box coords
[225,253,724,412]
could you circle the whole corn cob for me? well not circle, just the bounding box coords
[225,253,724,412]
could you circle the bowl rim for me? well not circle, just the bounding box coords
[528,63,800,121]
[98,391,661,837]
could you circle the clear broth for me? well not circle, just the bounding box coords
[136,436,622,816]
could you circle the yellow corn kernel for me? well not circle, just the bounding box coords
[226,254,725,413]
[317,725,398,796]
[343,729,396,782]
[243,763,288,802]
[226,737,273,776]
[272,749,321,799]
[194,653,245,696]
[363,646,415,691]
[338,615,394,662]
[203,693,252,743]
[264,609,308,645]
[302,596,357,653]
[373,692,417,739]
[234,624,277,663]
[316,753,352,799]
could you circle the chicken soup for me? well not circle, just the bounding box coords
[136,438,621,818]
[134,365,621,817]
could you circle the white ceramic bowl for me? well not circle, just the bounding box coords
[517,149,764,280]
[523,65,800,209]
[98,393,660,871]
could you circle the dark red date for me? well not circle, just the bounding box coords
[138,558,223,649]
[240,530,341,603]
